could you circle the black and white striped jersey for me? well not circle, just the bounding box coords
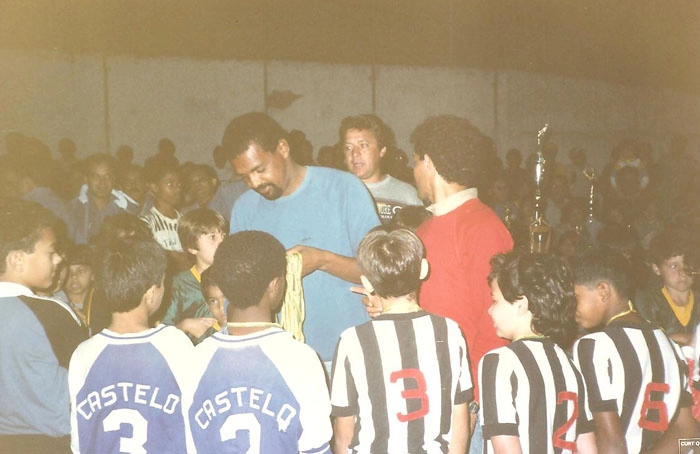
[330,310,472,453]
[573,321,692,452]
[479,337,593,454]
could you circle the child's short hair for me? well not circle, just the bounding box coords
[210,231,286,310]
[99,239,168,313]
[357,226,425,298]
[64,243,96,269]
[187,163,219,183]
[0,198,58,275]
[92,213,153,248]
[143,155,180,184]
[648,226,694,266]
[388,205,432,231]
[489,251,577,347]
[178,208,228,253]
[573,246,633,301]
[200,266,219,294]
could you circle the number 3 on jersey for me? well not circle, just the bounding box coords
[103,409,148,454]
[220,413,262,454]
[390,368,429,422]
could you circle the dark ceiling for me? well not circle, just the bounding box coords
[2,0,699,93]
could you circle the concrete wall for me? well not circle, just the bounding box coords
[2,49,699,173]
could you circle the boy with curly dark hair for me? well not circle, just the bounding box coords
[479,251,596,454]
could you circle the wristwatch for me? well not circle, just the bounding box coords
[468,401,480,414]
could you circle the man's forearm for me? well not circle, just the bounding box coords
[289,245,362,284]
[318,250,362,284]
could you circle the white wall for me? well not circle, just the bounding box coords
[496,71,642,171]
[377,66,496,153]
[267,61,373,153]
[107,56,263,162]
[2,49,698,171]
[0,50,105,155]
[636,87,700,156]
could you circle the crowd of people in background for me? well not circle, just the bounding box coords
[2,120,698,254]
[1,112,699,453]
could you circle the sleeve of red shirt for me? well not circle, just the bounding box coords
[456,209,513,401]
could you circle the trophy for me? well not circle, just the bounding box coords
[529,124,552,254]
[583,167,596,223]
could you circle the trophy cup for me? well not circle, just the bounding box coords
[578,166,603,244]
[529,124,552,254]
[583,167,596,223]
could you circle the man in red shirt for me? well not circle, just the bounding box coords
[412,115,513,452]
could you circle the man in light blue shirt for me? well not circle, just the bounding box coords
[223,113,380,363]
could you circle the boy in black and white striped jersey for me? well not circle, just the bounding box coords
[479,252,596,454]
[330,226,471,453]
[573,247,698,453]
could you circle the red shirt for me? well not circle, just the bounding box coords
[418,197,513,399]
